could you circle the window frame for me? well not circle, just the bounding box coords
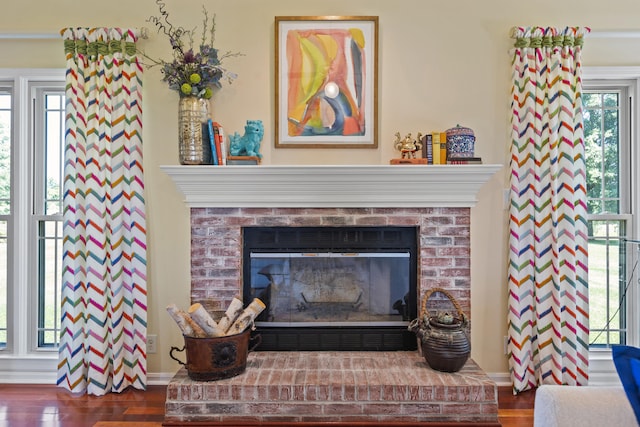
[582,66,640,384]
[0,82,14,351]
[0,69,65,382]
[31,85,65,348]
[584,83,632,348]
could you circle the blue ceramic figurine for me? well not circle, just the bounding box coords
[229,120,264,158]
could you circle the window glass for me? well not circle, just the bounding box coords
[584,91,621,215]
[0,93,10,216]
[37,220,62,347]
[44,93,63,216]
[0,90,9,348]
[588,219,625,346]
[0,220,6,347]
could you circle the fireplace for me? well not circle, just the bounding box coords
[162,165,502,426]
[242,226,418,351]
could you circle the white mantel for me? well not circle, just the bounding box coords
[161,164,502,208]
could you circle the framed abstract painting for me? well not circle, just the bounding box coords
[275,16,379,148]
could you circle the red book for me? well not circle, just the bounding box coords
[212,122,224,166]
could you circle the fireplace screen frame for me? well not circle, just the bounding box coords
[242,226,419,351]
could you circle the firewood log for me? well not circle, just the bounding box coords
[166,304,207,338]
[226,298,266,336]
[217,296,244,334]
[188,303,225,337]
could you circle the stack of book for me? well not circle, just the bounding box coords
[206,119,227,166]
[420,131,448,164]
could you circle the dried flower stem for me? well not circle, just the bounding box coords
[140,0,242,98]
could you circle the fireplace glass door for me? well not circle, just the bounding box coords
[250,252,411,325]
[242,227,418,351]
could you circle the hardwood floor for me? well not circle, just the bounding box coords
[0,384,166,427]
[0,384,534,427]
[496,387,535,427]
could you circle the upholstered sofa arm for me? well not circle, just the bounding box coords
[533,385,636,427]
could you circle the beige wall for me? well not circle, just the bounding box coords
[3,0,640,377]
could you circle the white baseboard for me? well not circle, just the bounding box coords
[0,370,178,385]
[0,356,58,384]
[488,372,512,387]
[147,371,177,385]
[488,367,622,389]
[0,370,58,384]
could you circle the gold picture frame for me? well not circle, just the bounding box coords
[275,16,379,148]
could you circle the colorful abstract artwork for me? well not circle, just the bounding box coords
[275,16,378,148]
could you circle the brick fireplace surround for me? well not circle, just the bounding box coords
[161,165,501,426]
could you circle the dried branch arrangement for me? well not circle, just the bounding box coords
[167,296,265,338]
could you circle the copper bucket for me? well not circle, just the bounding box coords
[169,329,261,381]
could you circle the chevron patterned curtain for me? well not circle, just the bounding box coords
[507,26,590,394]
[57,28,147,395]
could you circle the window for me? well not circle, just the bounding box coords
[0,69,65,358]
[34,88,65,347]
[0,87,9,347]
[583,72,640,353]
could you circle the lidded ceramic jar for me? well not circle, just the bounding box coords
[445,124,475,158]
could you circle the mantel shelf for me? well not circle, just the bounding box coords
[161,164,503,208]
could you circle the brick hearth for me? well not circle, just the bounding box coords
[164,352,498,426]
